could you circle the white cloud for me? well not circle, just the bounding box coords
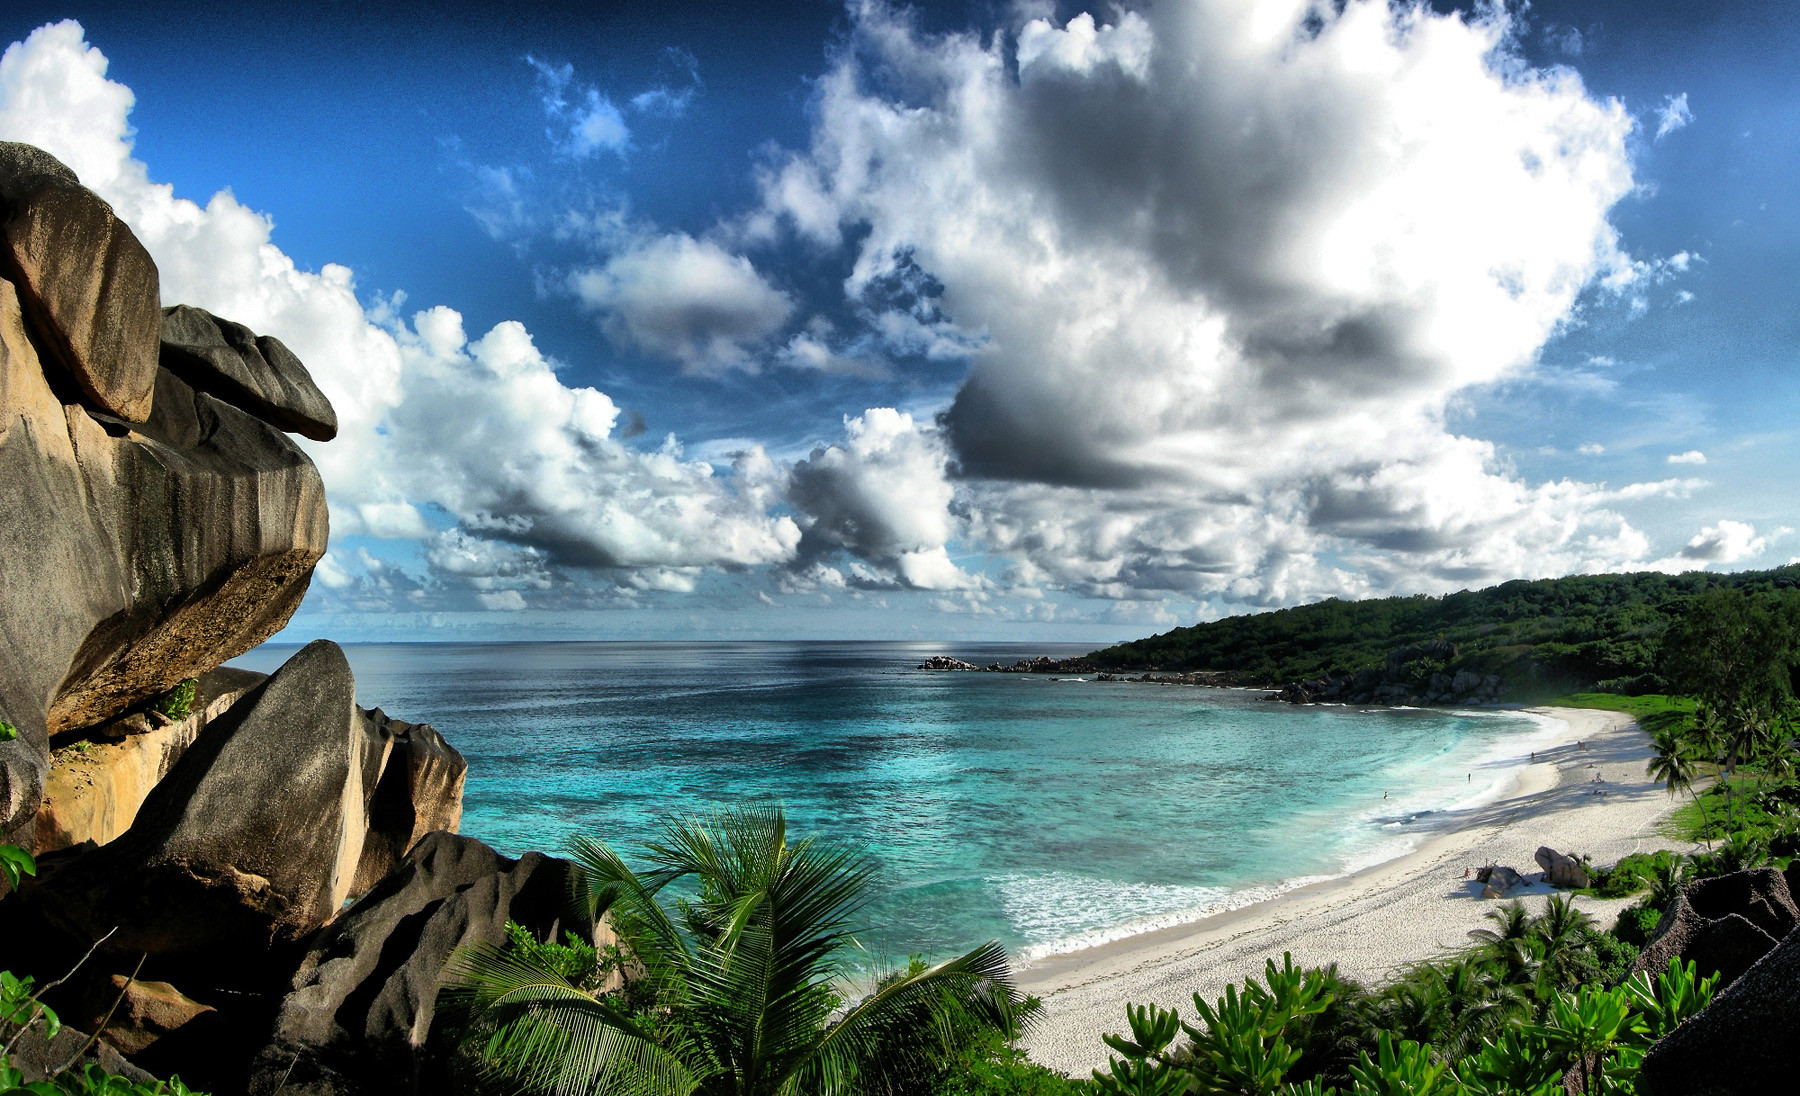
[570,233,793,373]
[787,408,979,590]
[1578,443,1605,456]
[476,589,529,612]
[1667,450,1707,465]
[757,1,1659,601]
[1655,93,1693,141]
[0,21,800,610]
[1679,520,1768,563]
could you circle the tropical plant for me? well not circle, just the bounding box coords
[150,679,197,721]
[1529,897,1600,995]
[1092,1003,1185,1096]
[442,806,1022,1096]
[1644,727,1700,803]
[1452,1027,1562,1096]
[1621,956,1716,1046]
[1346,1033,1453,1096]
[1181,955,1333,1096]
[1530,984,1635,1096]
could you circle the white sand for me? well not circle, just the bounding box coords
[1016,707,1694,1075]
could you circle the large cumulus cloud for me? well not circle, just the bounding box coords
[754,0,1701,600]
[0,20,799,611]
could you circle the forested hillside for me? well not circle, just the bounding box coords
[1091,566,1800,695]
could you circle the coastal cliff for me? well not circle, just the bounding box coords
[0,142,583,1094]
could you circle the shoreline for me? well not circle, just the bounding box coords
[1015,705,1691,1074]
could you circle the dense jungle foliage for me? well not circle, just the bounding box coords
[1089,565,1800,696]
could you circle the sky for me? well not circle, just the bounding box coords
[2,0,1797,643]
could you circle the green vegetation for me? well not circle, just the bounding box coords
[1093,948,1716,1096]
[1089,565,1800,695]
[442,806,1023,1096]
[149,680,197,721]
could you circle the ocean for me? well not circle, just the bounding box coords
[231,640,1566,967]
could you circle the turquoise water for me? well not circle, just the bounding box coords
[232,641,1564,964]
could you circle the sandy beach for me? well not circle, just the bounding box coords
[1016,706,1692,1074]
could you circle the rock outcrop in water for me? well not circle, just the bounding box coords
[0,143,551,1095]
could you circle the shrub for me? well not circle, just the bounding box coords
[151,679,198,720]
[1612,904,1664,948]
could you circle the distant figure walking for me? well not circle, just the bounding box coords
[1467,773,1471,782]
[1383,791,1388,799]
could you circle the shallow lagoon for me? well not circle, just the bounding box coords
[235,641,1562,964]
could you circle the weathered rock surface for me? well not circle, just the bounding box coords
[1683,865,1799,940]
[0,143,160,423]
[1628,868,1797,988]
[0,268,327,836]
[15,642,390,983]
[6,1019,158,1085]
[248,832,592,1096]
[32,667,265,851]
[918,655,981,671]
[7,642,467,996]
[91,976,217,1056]
[1638,921,1800,1095]
[1535,846,1591,889]
[350,707,467,895]
[160,305,337,441]
[1476,864,1526,899]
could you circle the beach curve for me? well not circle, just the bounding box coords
[1015,706,1691,1074]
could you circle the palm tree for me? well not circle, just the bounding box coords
[443,806,1021,1096]
[1420,959,1526,1062]
[1466,901,1539,989]
[1645,726,1699,802]
[1530,896,1599,996]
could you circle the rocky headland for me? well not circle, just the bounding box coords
[0,142,591,1095]
[920,640,1501,705]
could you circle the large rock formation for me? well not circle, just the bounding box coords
[33,667,265,851]
[1628,867,1798,989]
[160,305,337,441]
[350,707,467,896]
[1637,919,1800,1095]
[0,145,328,838]
[248,833,592,1096]
[0,142,160,423]
[12,641,464,988]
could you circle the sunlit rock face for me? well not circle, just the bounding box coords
[0,144,329,839]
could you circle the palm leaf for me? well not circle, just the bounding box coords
[442,941,699,1096]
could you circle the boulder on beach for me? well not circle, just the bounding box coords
[1476,864,1525,898]
[1534,846,1591,889]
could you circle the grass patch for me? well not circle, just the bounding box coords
[1549,692,1698,738]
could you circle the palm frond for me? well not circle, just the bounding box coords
[442,941,699,1096]
[781,939,1019,1096]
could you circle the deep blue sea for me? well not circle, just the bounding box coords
[232,641,1566,966]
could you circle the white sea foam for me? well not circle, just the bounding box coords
[1006,708,1575,963]
[997,870,1342,963]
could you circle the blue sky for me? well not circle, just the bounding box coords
[2,1,1796,642]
